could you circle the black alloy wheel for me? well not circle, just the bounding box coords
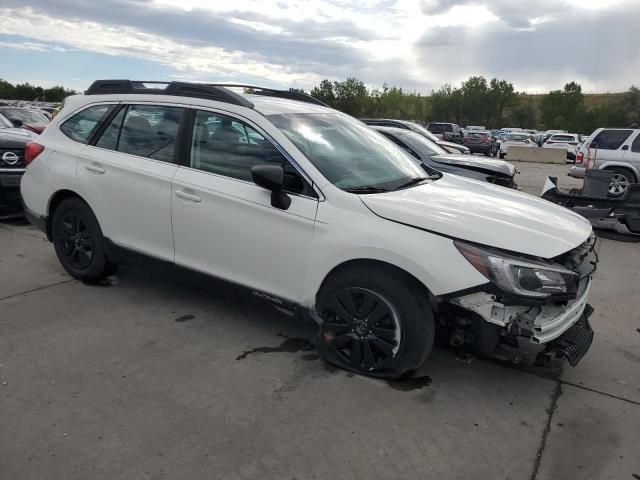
[320,287,401,372]
[58,212,95,270]
[51,197,110,280]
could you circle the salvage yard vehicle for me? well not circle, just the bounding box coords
[0,113,38,218]
[571,128,640,197]
[426,122,463,143]
[462,130,494,156]
[373,126,517,188]
[361,118,470,154]
[499,132,537,159]
[543,133,581,162]
[21,80,597,378]
[0,107,50,134]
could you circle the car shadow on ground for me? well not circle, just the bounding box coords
[98,253,559,389]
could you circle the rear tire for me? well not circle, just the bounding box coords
[499,152,506,159]
[51,197,110,281]
[314,265,435,379]
[606,167,636,197]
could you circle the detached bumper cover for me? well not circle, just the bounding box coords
[541,176,640,235]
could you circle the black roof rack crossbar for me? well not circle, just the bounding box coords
[85,80,254,108]
[206,84,329,107]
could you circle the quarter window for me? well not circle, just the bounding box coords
[592,130,632,150]
[60,104,115,144]
[631,133,640,153]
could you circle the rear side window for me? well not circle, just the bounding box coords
[592,129,632,150]
[631,133,640,153]
[93,105,185,163]
[60,104,115,144]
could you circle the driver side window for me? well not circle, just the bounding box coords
[190,111,314,196]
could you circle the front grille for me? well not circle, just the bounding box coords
[0,148,26,168]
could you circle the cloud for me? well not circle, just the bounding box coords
[0,0,636,92]
[415,2,640,92]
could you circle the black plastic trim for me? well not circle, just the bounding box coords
[85,80,254,108]
[22,201,49,238]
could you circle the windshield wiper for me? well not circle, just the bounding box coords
[393,176,433,190]
[344,185,390,194]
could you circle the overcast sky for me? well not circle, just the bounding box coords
[0,0,637,93]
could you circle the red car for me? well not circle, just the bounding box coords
[0,107,50,134]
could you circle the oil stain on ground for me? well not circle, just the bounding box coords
[82,276,119,287]
[236,337,313,360]
[175,314,195,323]
[387,374,432,392]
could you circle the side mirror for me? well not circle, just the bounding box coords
[10,118,23,128]
[250,164,291,210]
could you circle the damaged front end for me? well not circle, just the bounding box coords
[442,234,598,367]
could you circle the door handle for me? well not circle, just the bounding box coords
[85,164,105,174]
[175,189,201,203]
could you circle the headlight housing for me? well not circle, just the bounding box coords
[455,241,579,299]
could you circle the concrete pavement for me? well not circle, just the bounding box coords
[1,163,638,479]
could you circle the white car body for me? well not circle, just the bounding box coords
[543,133,581,161]
[499,132,537,157]
[20,81,597,375]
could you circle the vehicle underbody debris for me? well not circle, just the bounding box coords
[541,176,640,236]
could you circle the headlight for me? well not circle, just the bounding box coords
[455,241,579,298]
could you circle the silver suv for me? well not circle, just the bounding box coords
[570,128,640,196]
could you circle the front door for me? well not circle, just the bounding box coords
[171,109,318,302]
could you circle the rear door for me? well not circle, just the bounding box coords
[590,129,633,163]
[77,103,185,260]
[623,131,640,170]
[171,109,318,301]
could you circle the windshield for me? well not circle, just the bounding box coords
[403,121,441,143]
[0,108,49,124]
[397,130,449,156]
[268,113,426,191]
[0,113,13,128]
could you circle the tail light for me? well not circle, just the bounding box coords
[25,142,45,165]
[463,135,469,142]
[576,152,583,164]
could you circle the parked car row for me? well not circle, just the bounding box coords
[16,79,597,379]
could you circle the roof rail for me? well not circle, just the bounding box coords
[85,80,254,108]
[207,84,329,107]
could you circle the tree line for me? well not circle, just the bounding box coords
[2,76,638,133]
[309,77,640,133]
[0,79,77,103]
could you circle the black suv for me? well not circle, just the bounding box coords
[427,122,463,143]
[0,114,38,217]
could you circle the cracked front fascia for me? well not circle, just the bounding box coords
[451,292,529,327]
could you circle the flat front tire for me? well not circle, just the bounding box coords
[51,197,109,280]
[315,265,435,379]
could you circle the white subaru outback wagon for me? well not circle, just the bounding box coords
[21,80,598,378]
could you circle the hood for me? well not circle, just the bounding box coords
[433,154,515,177]
[360,174,591,258]
[0,127,38,148]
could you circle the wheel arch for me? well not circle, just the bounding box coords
[600,162,639,181]
[315,258,433,305]
[46,189,91,240]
